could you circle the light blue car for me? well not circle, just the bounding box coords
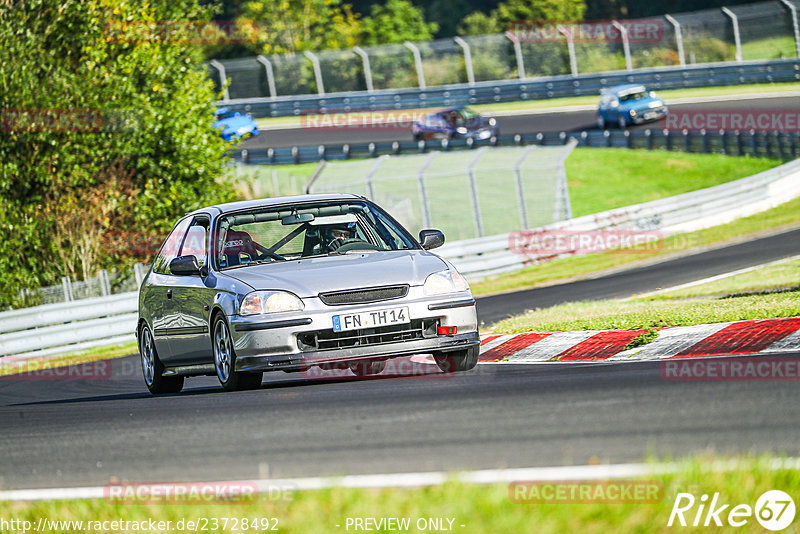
[597,84,668,129]
[213,107,259,141]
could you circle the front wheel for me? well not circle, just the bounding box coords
[433,345,479,374]
[213,316,263,391]
[139,325,184,394]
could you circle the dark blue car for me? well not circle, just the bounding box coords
[214,107,260,141]
[597,84,668,129]
[412,107,498,141]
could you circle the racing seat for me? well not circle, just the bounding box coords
[222,230,258,267]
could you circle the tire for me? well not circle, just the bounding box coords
[349,359,386,377]
[433,345,479,374]
[213,316,263,391]
[139,325,184,394]
[597,115,606,129]
[618,115,627,129]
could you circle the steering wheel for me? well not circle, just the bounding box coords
[334,239,383,253]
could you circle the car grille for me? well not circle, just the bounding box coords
[319,285,409,306]
[297,319,438,351]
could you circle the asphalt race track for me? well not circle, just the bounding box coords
[1,227,799,491]
[2,352,800,491]
[242,95,800,149]
[476,226,800,325]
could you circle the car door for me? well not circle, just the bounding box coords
[146,216,192,361]
[166,215,216,366]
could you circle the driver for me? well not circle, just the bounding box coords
[324,222,356,251]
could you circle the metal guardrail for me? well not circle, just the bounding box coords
[233,128,800,166]
[3,157,799,358]
[222,59,800,119]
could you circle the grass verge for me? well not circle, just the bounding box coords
[491,289,800,333]
[0,455,796,533]
[0,341,138,377]
[470,195,800,297]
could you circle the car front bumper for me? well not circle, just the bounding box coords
[229,288,479,372]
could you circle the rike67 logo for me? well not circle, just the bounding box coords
[668,490,795,531]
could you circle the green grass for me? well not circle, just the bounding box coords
[565,150,780,217]
[0,341,137,377]
[470,195,800,297]
[491,289,800,333]
[1,455,797,533]
[253,81,800,129]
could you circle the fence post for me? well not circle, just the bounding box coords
[513,146,534,229]
[256,55,277,98]
[62,276,73,302]
[611,20,633,71]
[664,15,686,66]
[467,148,486,237]
[403,41,426,89]
[504,31,526,79]
[721,7,743,62]
[208,59,230,101]
[417,152,437,228]
[779,0,800,58]
[454,37,475,85]
[557,25,578,76]
[352,46,374,92]
[303,51,325,95]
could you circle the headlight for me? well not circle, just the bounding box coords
[456,127,468,134]
[240,291,304,315]
[423,269,469,296]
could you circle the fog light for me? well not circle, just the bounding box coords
[437,326,457,335]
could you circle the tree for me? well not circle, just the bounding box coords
[360,0,438,46]
[239,0,362,55]
[494,0,586,27]
[0,0,235,309]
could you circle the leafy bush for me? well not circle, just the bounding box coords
[0,0,236,309]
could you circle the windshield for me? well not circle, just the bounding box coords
[619,90,648,103]
[214,201,417,269]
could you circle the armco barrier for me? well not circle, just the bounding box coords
[233,129,800,166]
[223,59,800,119]
[3,157,799,358]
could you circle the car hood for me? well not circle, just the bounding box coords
[621,97,665,112]
[223,250,449,297]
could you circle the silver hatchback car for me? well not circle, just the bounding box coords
[137,194,480,394]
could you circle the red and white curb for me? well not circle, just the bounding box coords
[478,318,800,363]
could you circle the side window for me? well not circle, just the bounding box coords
[153,217,192,274]
[179,218,210,268]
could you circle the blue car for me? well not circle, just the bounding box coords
[412,107,498,141]
[214,107,259,141]
[597,84,668,129]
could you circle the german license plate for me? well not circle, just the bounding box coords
[332,307,409,332]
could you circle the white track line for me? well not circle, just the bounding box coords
[5,458,800,502]
[631,255,800,299]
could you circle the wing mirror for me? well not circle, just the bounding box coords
[169,255,204,276]
[419,229,445,250]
